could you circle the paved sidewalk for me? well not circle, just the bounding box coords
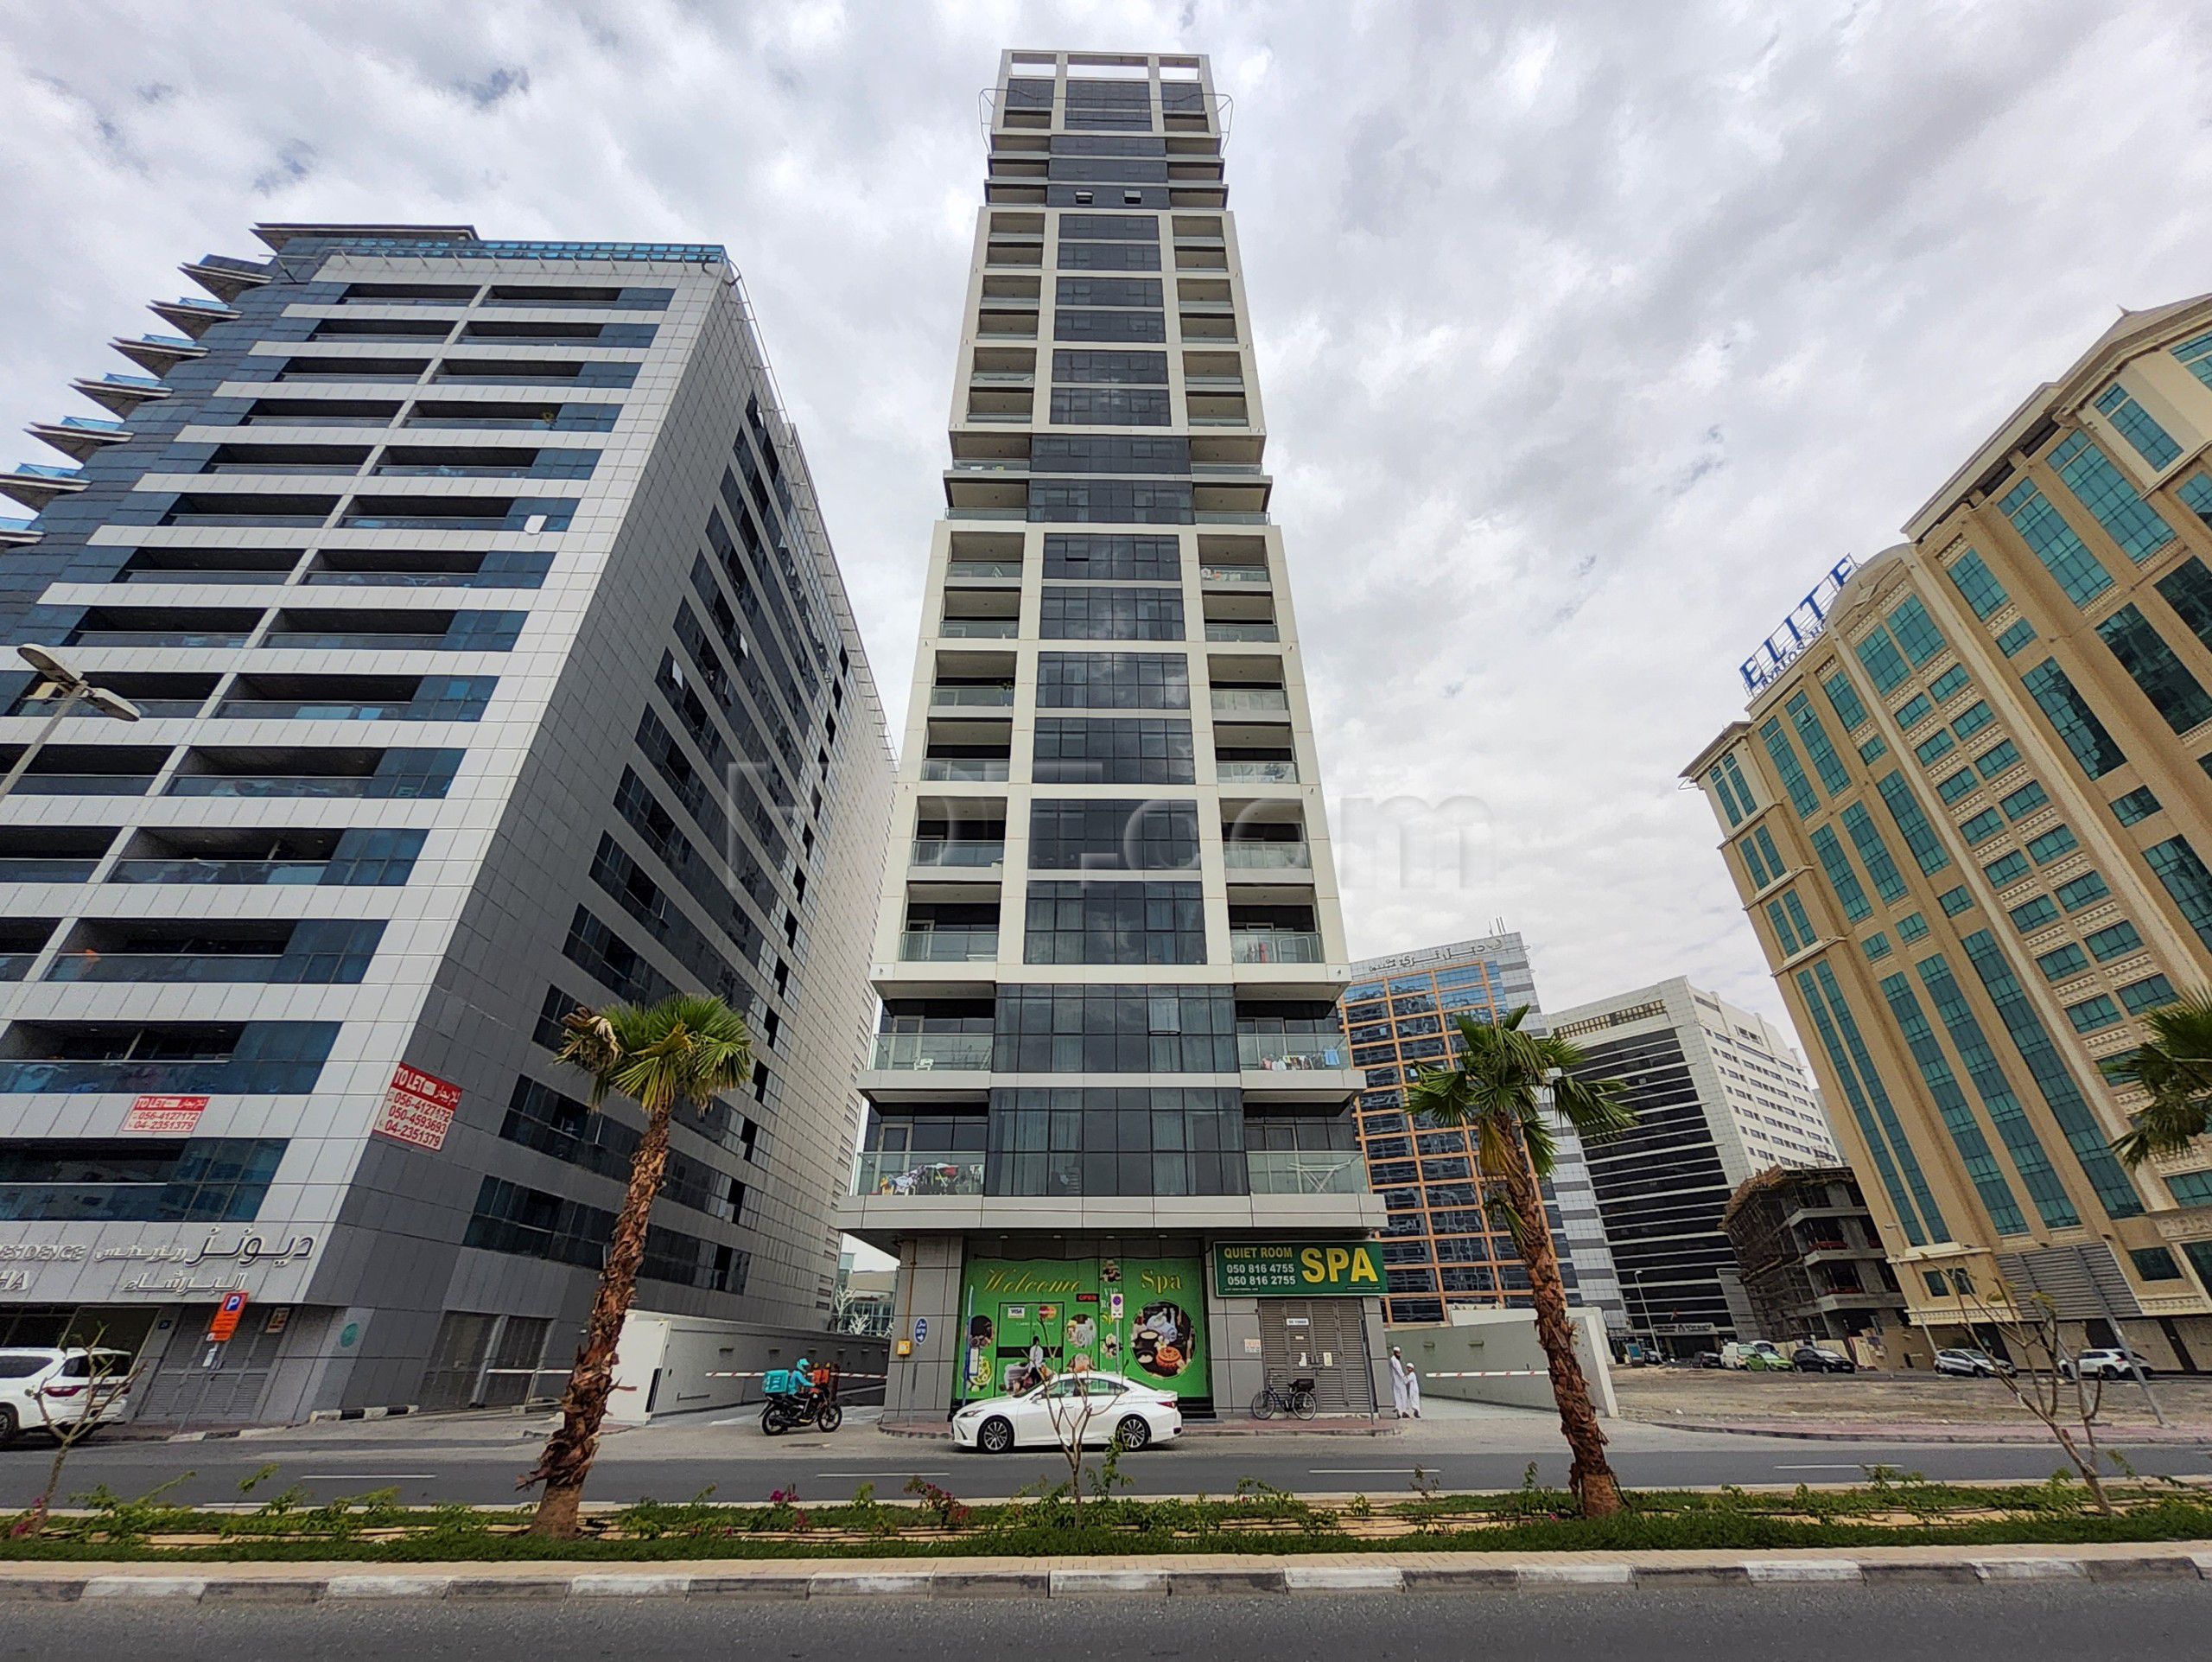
[1,1540,2206,1601]
[1654,1417,2212,1446]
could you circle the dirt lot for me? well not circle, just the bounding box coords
[1613,1362,2212,1430]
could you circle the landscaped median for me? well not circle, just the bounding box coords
[3,1473,2211,1568]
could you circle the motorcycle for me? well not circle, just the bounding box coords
[760,1363,844,1435]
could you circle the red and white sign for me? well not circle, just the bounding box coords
[208,1289,249,1344]
[122,1095,209,1134]
[371,1063,462,1151]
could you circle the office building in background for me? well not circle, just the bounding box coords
[839,49,1389,1421]
[1686,296,2212,1370]
[0,225,892,1421]
[1546,977,1836,1357]
[1343,933,1625,1333]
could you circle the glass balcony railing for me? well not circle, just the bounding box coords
[0,1060,232,1096]
[1238,1034,1349,1070]
[1199,564,1269,583]
[59,416,127,433]
[0,858,99,883]
[1218,759,1297,783]
[0,953,40,981]
[1245,1149,1368,1194]
[897,929,998,962]
[262,633,454,651]
[1230,929,1325,964]
[919,757,1010,782]
[7,697,205,718]
[869,1033,994,1071]
[1205,621,1278,641]
[213,699,426,721]
[851,1150,986,1197]
[69,631,252,648]
[168,775,373,799]
[1211,687,1287,713]
[939,617,1018,637]
[44,952,288,984]
[945,560,1024,579]
[929,685,1014,707]
[1224,841,1311,869]
[7,775,154,795]
[910,838,1006,869]
[106,858,327,886]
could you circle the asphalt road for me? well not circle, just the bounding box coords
[3,1416,2209,1507]
[2,1584,2209,1659]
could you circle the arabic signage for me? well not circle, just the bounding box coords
[372,1063,462,1151]
[1739,555,1859,695]
[1213,1240,1385,1298]
[122,1094,209,1134]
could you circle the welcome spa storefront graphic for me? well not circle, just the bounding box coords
[959,1256,1210,1404]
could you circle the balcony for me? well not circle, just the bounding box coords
[852,1150,985,1197]
[1230,930,1325,965]
[0,859,99,884]
[1218,758,1298,784]
[111,333,207,374]
[1224,840,1311,870]
[149,296,239,337]
[1205,621,1278,642]
[939,617,1019,637]
[28,415,129,462]
[1237,1034,1348,1070]
[44,952,287,985]
[1200,564,1269,584]
[1245,1149,1368,1194]
[898,929,998,962]
[0,462,86,515]
[106,858,327,886]
[945,560,1024,582]
[181,256,276,303]
[1211,686,1287,714]
[911,837,1007,869]
[167,775,376,799]
[929,685,1015,708]
[0,1060,232,1096]
[918,757,1010,782]
[870,1033,994,1071]
[0,517,39,548]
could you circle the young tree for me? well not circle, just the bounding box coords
[518,994,752,1538]
[1406,1006,1635,1517]
[1953,1278,2117,1515]
[10,1337,140,1540]
[2104,988,2212,1168]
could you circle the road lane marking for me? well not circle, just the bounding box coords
[817,1470,950,1479]
[1772,1462,1873,1470]
[1308,1467,1421,1474]
[298,1473,441,1481]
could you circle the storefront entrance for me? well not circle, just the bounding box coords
[1257,1297,1375,1415]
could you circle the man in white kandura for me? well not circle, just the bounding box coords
[1389,1347,1421,1418]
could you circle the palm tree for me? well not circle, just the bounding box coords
[519,993,753,1538]
[2104,987,2212,1168]
[1405,1005,1636,1517]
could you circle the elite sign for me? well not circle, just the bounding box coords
[1213,1241,1384,1297]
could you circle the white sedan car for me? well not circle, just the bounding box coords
[951,1372,1182,1454]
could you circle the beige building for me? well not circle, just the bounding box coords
[1686,297,2212,1370]
[834,49,1387,1423]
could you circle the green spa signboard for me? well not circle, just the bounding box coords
[1213,1241,1384,1298]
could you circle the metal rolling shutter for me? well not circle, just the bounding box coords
[1257,1298,1375,1415]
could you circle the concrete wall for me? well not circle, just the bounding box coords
[607,1310,887,1424]
[1386,1306,1618,1418]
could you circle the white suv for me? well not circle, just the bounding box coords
[0,1348,135,1445]
[2061,1347,2157,1381]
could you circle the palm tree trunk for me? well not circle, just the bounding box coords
[1498,1138,1625,1518]
[525,1098,674,1537]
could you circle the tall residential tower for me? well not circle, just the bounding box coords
[0,226,892,1421]
[1687,298,2212,1369]
[838,51,1388,1421]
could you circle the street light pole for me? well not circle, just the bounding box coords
[0,644,140,804]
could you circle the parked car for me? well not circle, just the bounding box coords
[1792,1345,1857,1374]
[0,1348,134,1446]
[1933,1347,2014,1378]
[1723,1340,1793,1371]
[1693,1351,1724,1370]
[2060,1347,2157,1381]
[950,1371,1182,1454]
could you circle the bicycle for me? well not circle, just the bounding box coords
[1249,1375,1317,1420]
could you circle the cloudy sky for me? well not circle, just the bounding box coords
[4,0,2210,1047]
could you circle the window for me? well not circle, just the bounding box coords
[1984,850,2031,889]
[1897,911,1930,942]
[2110,786,2163,826]
[1859,735,1889,763]
[2025,825,2078,864]
[2083,920,2142,961]
[1863,932,1891,960]
[1937,768,1978,805]
[1914,729,1956,766]
[1028,478,1190,522]
[2157,557,2212,652]
[1036,651,1189,710]
[1052,386,1170,424]
[1974,740,2021,780]
[2008,895,2060,933]
[1052,349,1169,384]
[1877,772,1953,876]
[1810,825,1872,920]
[1951,701,1994,742]
[1929,665,1972,704]
[2119,973,2177,1015]
[2173,327,2212,389]
[2054,871,2110,911]
[1841,803,1909,901]
[1999,781,2049,821]
[1740,830,1775,888]
[1854,627,1911,694]
[1946,548,2010,619]
[2000,479,2113,605]
[2022,659,2126,778]
[2035,942,2088,983]
[2131,1246,2183,1282]
[1823,669,1870,730]
[1758,718,1819,814]
[1752,825,1784,882]
[2050,431,2175,560]
[1029,799,1199,871]
[1897,693,1935,729]
[2094,385,2182,470]
[1878,971,2026,1235]
[1997,618,2037,657]
[1888,596,1946,665]
[1023,881,1205,965]
[2066,995,2122,1033]
[1054,276,1163,309]
[1960,808,2005,845]
[1054,309,1165,343]
[994,985,1234,1073]
[1938,885,1975,915]
[1033,716,1194,783]
[2143,836,2212,950]
[2096,603,2212,733]
[1786,691,1850,792]
[1039,586,1183,640]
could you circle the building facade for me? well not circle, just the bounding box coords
[836,49,1389,1421]
[1344,933,1625,1332]
[0,225,893,1422]
[1546,978,1837,1357]
[1721,1163,1915,1356]
[1686,296,2212,1371]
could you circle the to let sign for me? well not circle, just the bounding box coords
[123,1095,209,1134]
[1213,1241,1385,1298]
[371,1064,462,1152]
